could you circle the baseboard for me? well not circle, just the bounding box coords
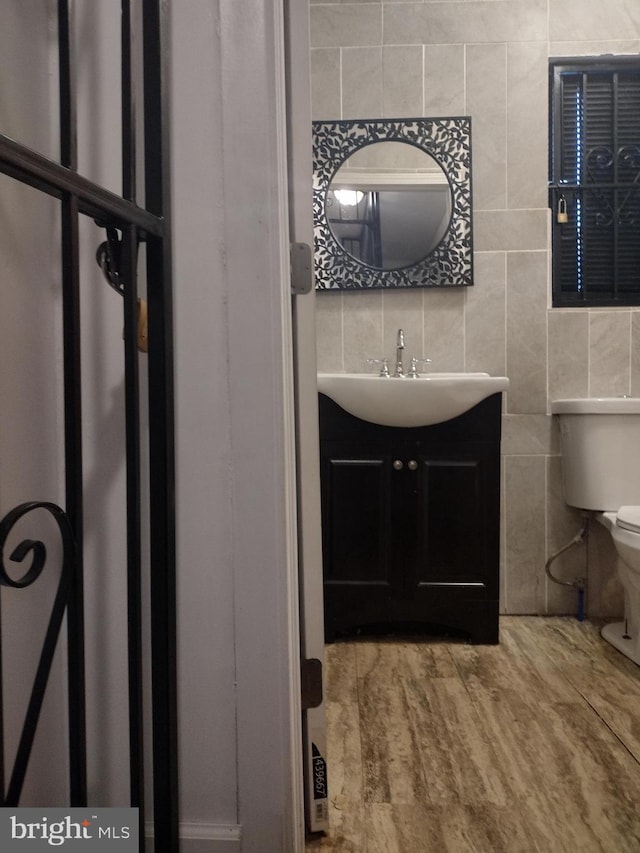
[145,821,242,852]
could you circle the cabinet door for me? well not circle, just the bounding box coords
[321,445,396,587]
[411,442,499,596]
[320,443,411,638]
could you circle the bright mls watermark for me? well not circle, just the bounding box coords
[0,808,138,850]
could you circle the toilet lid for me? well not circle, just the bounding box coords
[616,506,640,534]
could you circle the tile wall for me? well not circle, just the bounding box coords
[310,0,640,616]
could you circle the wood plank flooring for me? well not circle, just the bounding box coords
[305,616,640,852]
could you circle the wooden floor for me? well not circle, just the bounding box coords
[305,616,640,853]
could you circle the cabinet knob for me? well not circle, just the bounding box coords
[408,460,418,471]
[392,459,404,470]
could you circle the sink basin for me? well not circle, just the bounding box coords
[318,372,509,427]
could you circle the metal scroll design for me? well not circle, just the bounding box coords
[0,502,78,805]
[313,117,473,289]
[583,145,640,228]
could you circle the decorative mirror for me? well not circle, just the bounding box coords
[313,117,473,290]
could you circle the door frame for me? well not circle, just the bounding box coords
[283,0,329,837]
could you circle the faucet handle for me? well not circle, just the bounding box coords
[365,358,390,377]
[407,357,432,378]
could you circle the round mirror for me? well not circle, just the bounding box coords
[325,141,452,271]
[313,117,472,289]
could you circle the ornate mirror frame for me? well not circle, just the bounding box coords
[313,117,473,290]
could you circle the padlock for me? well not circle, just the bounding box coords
[557,195,568,224]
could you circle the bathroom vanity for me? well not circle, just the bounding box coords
[319,391,503,644]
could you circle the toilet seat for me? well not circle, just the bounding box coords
[616,506,640,535]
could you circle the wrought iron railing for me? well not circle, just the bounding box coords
[0,2,177,851]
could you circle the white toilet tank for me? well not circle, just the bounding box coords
[551,398,640,511]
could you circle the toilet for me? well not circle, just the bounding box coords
[551,397,640,665]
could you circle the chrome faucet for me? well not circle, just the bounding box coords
[394,328,405,377]
[366,357,390,376]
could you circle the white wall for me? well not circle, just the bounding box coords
[170,0,238,836]
[168,0,304,848]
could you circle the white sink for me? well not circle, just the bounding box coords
[318,372,509,427]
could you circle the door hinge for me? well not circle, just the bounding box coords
[290,242,314,295]
[301,658,323,710]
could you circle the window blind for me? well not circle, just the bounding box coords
[550,57,640,306]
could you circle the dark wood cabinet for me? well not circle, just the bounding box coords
[319,392,503,644]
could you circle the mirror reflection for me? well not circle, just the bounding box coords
[326,142,452,270]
